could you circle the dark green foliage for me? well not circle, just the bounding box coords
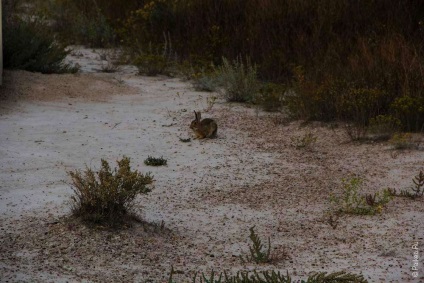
[26,0,424,129]
[225,271,291,283]
[68,157,153,226]
[3,17,78,74]
[256,83,286,112]
[144,156,168,166]
[367,115,402,141]
[135,53,172,76]
[411,170,424,198]
[194,271,223,283]
[73,11,116,47]
[42,0,116,47]
[168,269,367,283]
[242,226,272,264]
[118,0,424,131]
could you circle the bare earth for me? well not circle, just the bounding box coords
[0,47,423,283]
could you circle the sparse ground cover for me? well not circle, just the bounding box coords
[1,1,424,282]
[0,49,423,282]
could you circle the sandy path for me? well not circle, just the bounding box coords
[0,47,423,282]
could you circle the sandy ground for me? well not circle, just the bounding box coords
[0,46,423,283]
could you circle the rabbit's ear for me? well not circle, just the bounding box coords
[194,111,199,121]
[197,111,202,121]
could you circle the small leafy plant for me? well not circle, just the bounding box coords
[411,170,424,198]
[241,226,272,264]
[68,156,153,226]
[330,178,392,215]
[144,156,168,166]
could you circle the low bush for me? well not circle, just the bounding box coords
[68,157,153,226]
[135,53,172,76]
[330,177,393,215]
[390,95,424,132]
[367,115,402,141]
[3,16,78,74]
[169,269,368,283]
[192,73,221,92]
[285,69,343,121]
[255,83,286,112]
[144,156,168,166]
[73,11,116,47]
[217,57,259,103]
[41,0,116,47]
[389,133,416,150]
[134,35,175,76]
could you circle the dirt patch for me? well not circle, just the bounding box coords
[0,70,137,103]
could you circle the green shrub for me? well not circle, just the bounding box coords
[330,178,393,215]
[367,115,402,141]
[217,57,259,103]
[169,269,368,283]
[390,95,424,132]
[286,69,342,121]
[3,17,78,74]
[42,0,116,47]
[389,133,416,150]
[241,226,273,264]
[256,83,286,112]
[135,53,172,76]
[338,87,386,125]
[144,156,168,166]
[68,157,153,226]
[192,73,221,92]
[135,36,175,76]
[73,11,116,47]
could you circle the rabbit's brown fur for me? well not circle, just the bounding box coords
[190,111,217,139]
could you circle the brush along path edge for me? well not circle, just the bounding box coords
[0,47,423,282]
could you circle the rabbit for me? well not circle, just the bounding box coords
[190,111,218,139]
